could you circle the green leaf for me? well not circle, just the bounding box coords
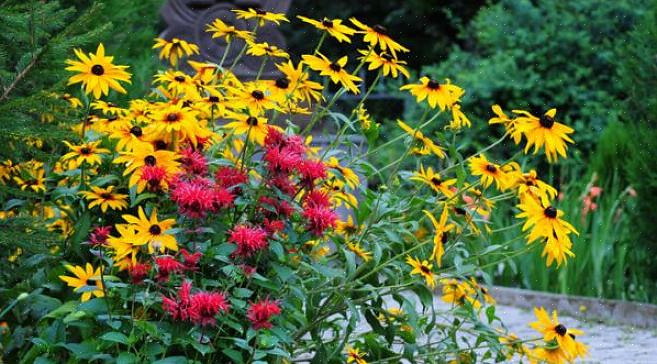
[232,288,253,298]
[152,357,188,364]
[100,331,129,345]
[485,305,496,324]
[222,348,243,363]
[116,352,138,364]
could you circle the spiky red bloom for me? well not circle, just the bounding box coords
[169,178,215,218]
[264,146,303,174]
[247,297,281,330]
[304,189,331,209]
[189,291,230,326]
[180,249,202,271]
[141,165,168,191]
[89,225,112,246]
[215,166,248,191]
[267,174,297,196]
[297,159,327,185]
[211,187,234,209]
[303,206,337,236]
[228,225,269,258]
[258,196,294,218]
[180,147,208,176]
[155,256,185,282]
[263,218,285,235]
[162,280,193,321]
[129,262,151,284]
[264,127,286,147]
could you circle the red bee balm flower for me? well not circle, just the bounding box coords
[228,225,269,257]
[303,206,337,236]
[180,147,208,175]
[215,166,248,191]
[89,225,112,246]
[129,262,151,284]
[162,281,193,321]
[155,255,185,282]
[247,297,281,330]
[180,249,202,271]
[190,292,230,326]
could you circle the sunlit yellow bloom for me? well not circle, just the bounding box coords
[346,346,368,364]
[358,50,409,78]
[79,185,128,212]
[109,122,149,152]
[355,105,375,130]
[302,53,362,94]
[449,104,471,129]
[58,263,105,302]
[397,120,445,158]
[406,256,435,289]
[107,224,143,270]
[322,179,358,208]
[153,38,199,67]
[298,16,356,43]
[423,208,455,267]
[233,8,289,26]
[514,108,575,163]
[530,307,585,357]
[113,143,180,193]
[60,93,83,108]
[346,241,372,262]
[276,60,323,104]
[91,100,127,117]
[489,104,522,144]
[440,278,480,309]
[205,18,254,43]
[122,207,178,253]
[246,41,289,59]
[154,70,200,98]
[400,77,464,111]
[12,162,46,193]
[149,102,205,146]
[223,112,276,145]
[507,166,558,203]
[411,164,455,197]
[349,17,409,57]
[62,140,110,167]
[326,157,359,188]
[65,43,131,99]
[335,215,360,236]
[231,81,279,114]
[528,346,571,364]
[468,154,509,190]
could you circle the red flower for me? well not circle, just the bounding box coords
[162,280,193,321]
[211,187,234,210]
[258,196,294,218]
[228,225,269,258]
[247,297,281,330]
[264,146,303,174]
[155,256,185,282]
[180,147,208,176]
[89,225,112,246]
[169,178,215,218]
[303,206,337,236]
[267,174,297,196]
[296,159,327,185]
[189,291,230,327]
[263,218,285,235]
[215,166,248,192]
[180,249,202,271]
[141,165,168,191]
[129,262,151,284]
[304,190,331,209]
[240,264,256,277]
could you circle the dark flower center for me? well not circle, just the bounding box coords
[373,24,388,35]
[149,224,162,235]
[208,96,220,103]
[544,206,558,218]
[329,63,341,72]
[427,79,441,90]
[144,155,157,166]
[107,115,118,121]
[431,177,442,186]
[441,233,449,244]
[322,19,333,28]
[247,116,259,126]
[251,90,265,100]
[166,113,179,122]
[554,324,567,336]
[420,265,431,274]
[485,164,497,173]
[454,207,466,215]
[381,52,394,61]
[154,140,168,150]
[107,102,117,107]
[275,77,290,89]
[255,8,266,15]
[174,76,185,82]
[539,114,555,129]
[80,147,91,155]
[130,126,143,137]
[91,64,104,76]
[100,192,113,199]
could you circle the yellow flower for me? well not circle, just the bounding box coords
[326,157,359,188]
[205,18,254,43]
[349,17,409,57]
[107,224,143,270]
[298,16,356,43]
[231,81,279,114]
[355,105,375,130]
[302,53,362,94]
[12,164,46,193]
[423,208,455,267]
[335,215,360,236]
[358,50,409,78]
[152,38,200,67]
[109,122,149,152]
[79,185,128,212]
[346,346,368,364]
[406,255,436,289]
[528,346,571,364]
[514,108,575,163]
[489,104,522,144]
[58,263,105,302]
[148,102,205,146]
[397,120,446,158]
[122,207,178,253]
[508,167,558,203]
[246,41,289,59]
[223,111,276,146]
[113,143,180,193]
[154,70,200,98]
[65,43,131,99]
[233,8,289,26]
[440,278,480,309]
[60,93,83,108]
[530,307,585,357]
[468,154,508,190]
[410,164,456,197]
[449,104,471,129]
[346,241,372,262]
[62,140,110,167]
[276,60,323,104]
[400,77,464,111]
[91,100,127,117]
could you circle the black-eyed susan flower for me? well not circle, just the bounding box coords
[107,224,143,270]
[91,100,127,117]
[514,108,575,163]
[354,105,376,130]
[60,93,83,108]
[298,16,356,43]
[233,8,289,26]
[335,215,360,236]
[65,43,131,99]
[149,102,203,143]
[205,18,254,43]
[231,81,278,114]
[58,263,105,302]
[122,206,178,253]
[110,123,149,152]
[400,77,464,111]
[79,185,128,212]
[528,346,571,364]
[154,70,200,98]
[346,241,372,262]
[358,50,409,78]
[489,104,522,144]
[406,255,436,289]
[530,307,585,358]
[397,120,446,158]
[62,140,110,167]
[449,104,471,129]
[223,111,275,145]
[410,164,456,197]
[468,154,508,190]
[276,60,323,104]
[246,41,289,59]
[440,278,480,309]
[113,143,180,193]
[153,38,200,67]
[302,53,362,94]
[346,346,368,364]
[516,196,578,246]
[423,208,455,267]
[509,167,558,203]
[13,164,46,193]
[349,18,409,57]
